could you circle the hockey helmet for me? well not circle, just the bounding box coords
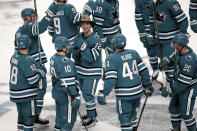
[112,33,126,49]
[21,8,36,21]
[16,35,31,49]
[54,36,70,51]
[172,33,189,48]
[80,14,94,26]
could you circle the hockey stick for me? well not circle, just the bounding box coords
[136,96,148,130]
[152,2,171,93]
[33,0,42,66]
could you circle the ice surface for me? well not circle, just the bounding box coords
[0,0,197,131]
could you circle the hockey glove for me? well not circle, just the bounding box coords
[112,9,118,19]
[146,33,154,46]
[190,20,197,33]
[161,57,170,67]
[71,96,81,109]
[101,37,107,48]
[45,3,59,18]
[161,83,172,97]
[97,91,107,105]
[144,84,154,97]
[51,75,58,86]
[35,69,46,79]
[139,33,147,43]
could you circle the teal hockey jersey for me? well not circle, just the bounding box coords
[50,54,79,103]
[155,0,188,41]
[9,52,41,103]
[15,17,50,65]
[48,3,80,42]
[102,49,151,100]
[72,32,102,80]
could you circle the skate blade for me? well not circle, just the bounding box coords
[34,123,49,128]
[82,122,96,129]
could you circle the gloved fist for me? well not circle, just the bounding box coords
[51,75,58,85]
[97,91,107,105]
[144,84,154,97]
[45,3,59,18]
[161,86,169,97]
[161,83,172,97]
[146,33,154,46]
[71,96,81,108]
[35,69,46,79]
[190,20,197,33]
[162,57,170,67]
[139,33,153,48]
[139,33,147,43]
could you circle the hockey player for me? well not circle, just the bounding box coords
[161,33,197,131]
[47,0,80,43]
[97,33,154,131]
[14,4,57,125]
[134,0,159,80]
[50,36,81,131]
[84,0,121,56]
[189,0,197,33]
[154,0,188,82]
[9,35,46,131]
[71,15,102,127]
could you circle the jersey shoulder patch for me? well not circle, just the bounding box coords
[62,57,69,62]
[185,55,192,61]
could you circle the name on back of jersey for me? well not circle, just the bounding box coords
[56,10,64,16]
[121,53,132,61]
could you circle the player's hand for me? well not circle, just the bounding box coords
[144,84,154,97]
[161,83,172,97]
[35,69,46,79]
[139,32,147,43]
[190,20,197,33]
[45,3,59,18]
[71,96,81,108]
[146,33,154,46]
[97,91,107,105]
[51,75,58,85]
[161,86,169,97]
[161,57,170,67]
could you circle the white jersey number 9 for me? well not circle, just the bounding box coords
[10,66,18,84]
[54,18,61,34]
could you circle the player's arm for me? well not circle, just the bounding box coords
[172,55,197,93]
[80,37,102,63]
[47,18,55,37]
[167,0,188,33]
[102,57,117,96]
[189,0,197,33]
[20,56,42,87]
[135,51,151,87]
[60,60,79,96]
[84,0,95,16]
[134,0,146,33]
[66,4,81,25]
[26,3,58,37]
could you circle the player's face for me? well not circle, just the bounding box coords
[31,14,36,22]
[81,22,92,33]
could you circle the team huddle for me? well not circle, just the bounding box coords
[8,0,197,131]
